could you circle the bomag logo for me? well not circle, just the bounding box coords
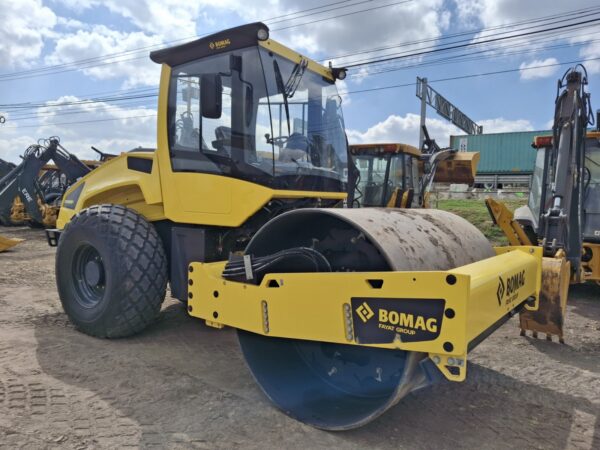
[497,270,525,305]
[356,302,374,323]
[378,308,438,333]
[209,38,231,50]
[351,298,445,344]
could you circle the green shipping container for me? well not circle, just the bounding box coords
[450,130,550,175]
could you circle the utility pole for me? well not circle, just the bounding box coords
[418,77,427,149]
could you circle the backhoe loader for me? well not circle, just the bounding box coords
[0,137,91,227]
[47,23,544,430]
[486,65,599,343]
[0,161,23,251]
[348,126,479,208]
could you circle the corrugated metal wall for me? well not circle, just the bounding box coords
[450,130,550,174]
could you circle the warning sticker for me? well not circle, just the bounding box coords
[351,297,446,344]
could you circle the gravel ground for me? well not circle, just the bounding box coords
[0,225,599,449]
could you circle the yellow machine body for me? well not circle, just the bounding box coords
[57,43,346,230]
[189,246,542,382]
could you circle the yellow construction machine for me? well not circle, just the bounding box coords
[348,130,479,208]
[487,65,599,343]
[48,23,545,430]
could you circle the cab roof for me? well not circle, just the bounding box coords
[150,22,268,66]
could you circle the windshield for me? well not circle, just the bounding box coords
[528,148,546,221]
[351,152,414,207]
[586,139,600,184]
[167,45,347,192]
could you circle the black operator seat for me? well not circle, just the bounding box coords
[279,132,309,162]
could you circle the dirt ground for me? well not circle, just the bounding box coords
[0,225,599,449]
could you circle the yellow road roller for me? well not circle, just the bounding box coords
[47,23,543,430]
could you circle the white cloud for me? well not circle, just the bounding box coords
[478,117,534,133]
[346,113,462,147]
[453,0,600,66]
[519,58,559,80]
[0,96,156,163]
[42,0,452,87]
[54,0,210,40]
[272,0,449,63]
[577,40,600,75]
[45,25,162,88]
[346,113,535,147]
[0,0,57,68]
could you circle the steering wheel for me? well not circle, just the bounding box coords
[265,134,289,146]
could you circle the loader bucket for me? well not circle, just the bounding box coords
[433,151,479,184]
[237,208,494,429]
[519,256,570,343]
[0,234,24,252]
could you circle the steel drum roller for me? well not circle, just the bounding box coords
[238,208,494,429]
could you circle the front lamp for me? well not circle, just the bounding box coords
[257,28,269,41]
[332,67,347,80]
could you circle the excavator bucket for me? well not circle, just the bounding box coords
[0,234,24,252]
[433,151,479,184]
[519,257,570,343]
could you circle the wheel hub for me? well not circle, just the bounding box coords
[84,260,103,286]
[72,244,105,307]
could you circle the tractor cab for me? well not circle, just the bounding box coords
[151,22,348,194]
[348,143,421,208]
[518,132,600,243]
[348,141,479,208]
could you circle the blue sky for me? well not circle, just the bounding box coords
[1,0,599,162]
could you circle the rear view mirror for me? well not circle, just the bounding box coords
[200,73,222,119]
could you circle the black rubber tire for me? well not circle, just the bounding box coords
[56,204,167,338]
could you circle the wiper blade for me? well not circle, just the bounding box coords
[284,58,308,99]
[273,60,291,136]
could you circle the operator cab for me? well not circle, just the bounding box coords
[517,132,600,243]
[348,144,421,207]
[151,23,348,193]
[584,132,600,242]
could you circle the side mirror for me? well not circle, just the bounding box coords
[200,73,222,119]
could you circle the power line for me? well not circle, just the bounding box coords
[2,23,597,120]
[3,114,158,129]
[272,0,413,31]
[2,6,598,121]
[0,0,386,82]
[325,7,600,64]
[6,99,157,121]
[354,28,600,78]
[344,17,600,67]
[5,57,598,129]
[343,56,600,95]
[10,33,593,121]
[267,0,377,25]
[0,3,593,88]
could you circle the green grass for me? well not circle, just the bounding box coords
[436,198,527,246]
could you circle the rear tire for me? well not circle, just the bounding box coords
[56,204,167,338]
